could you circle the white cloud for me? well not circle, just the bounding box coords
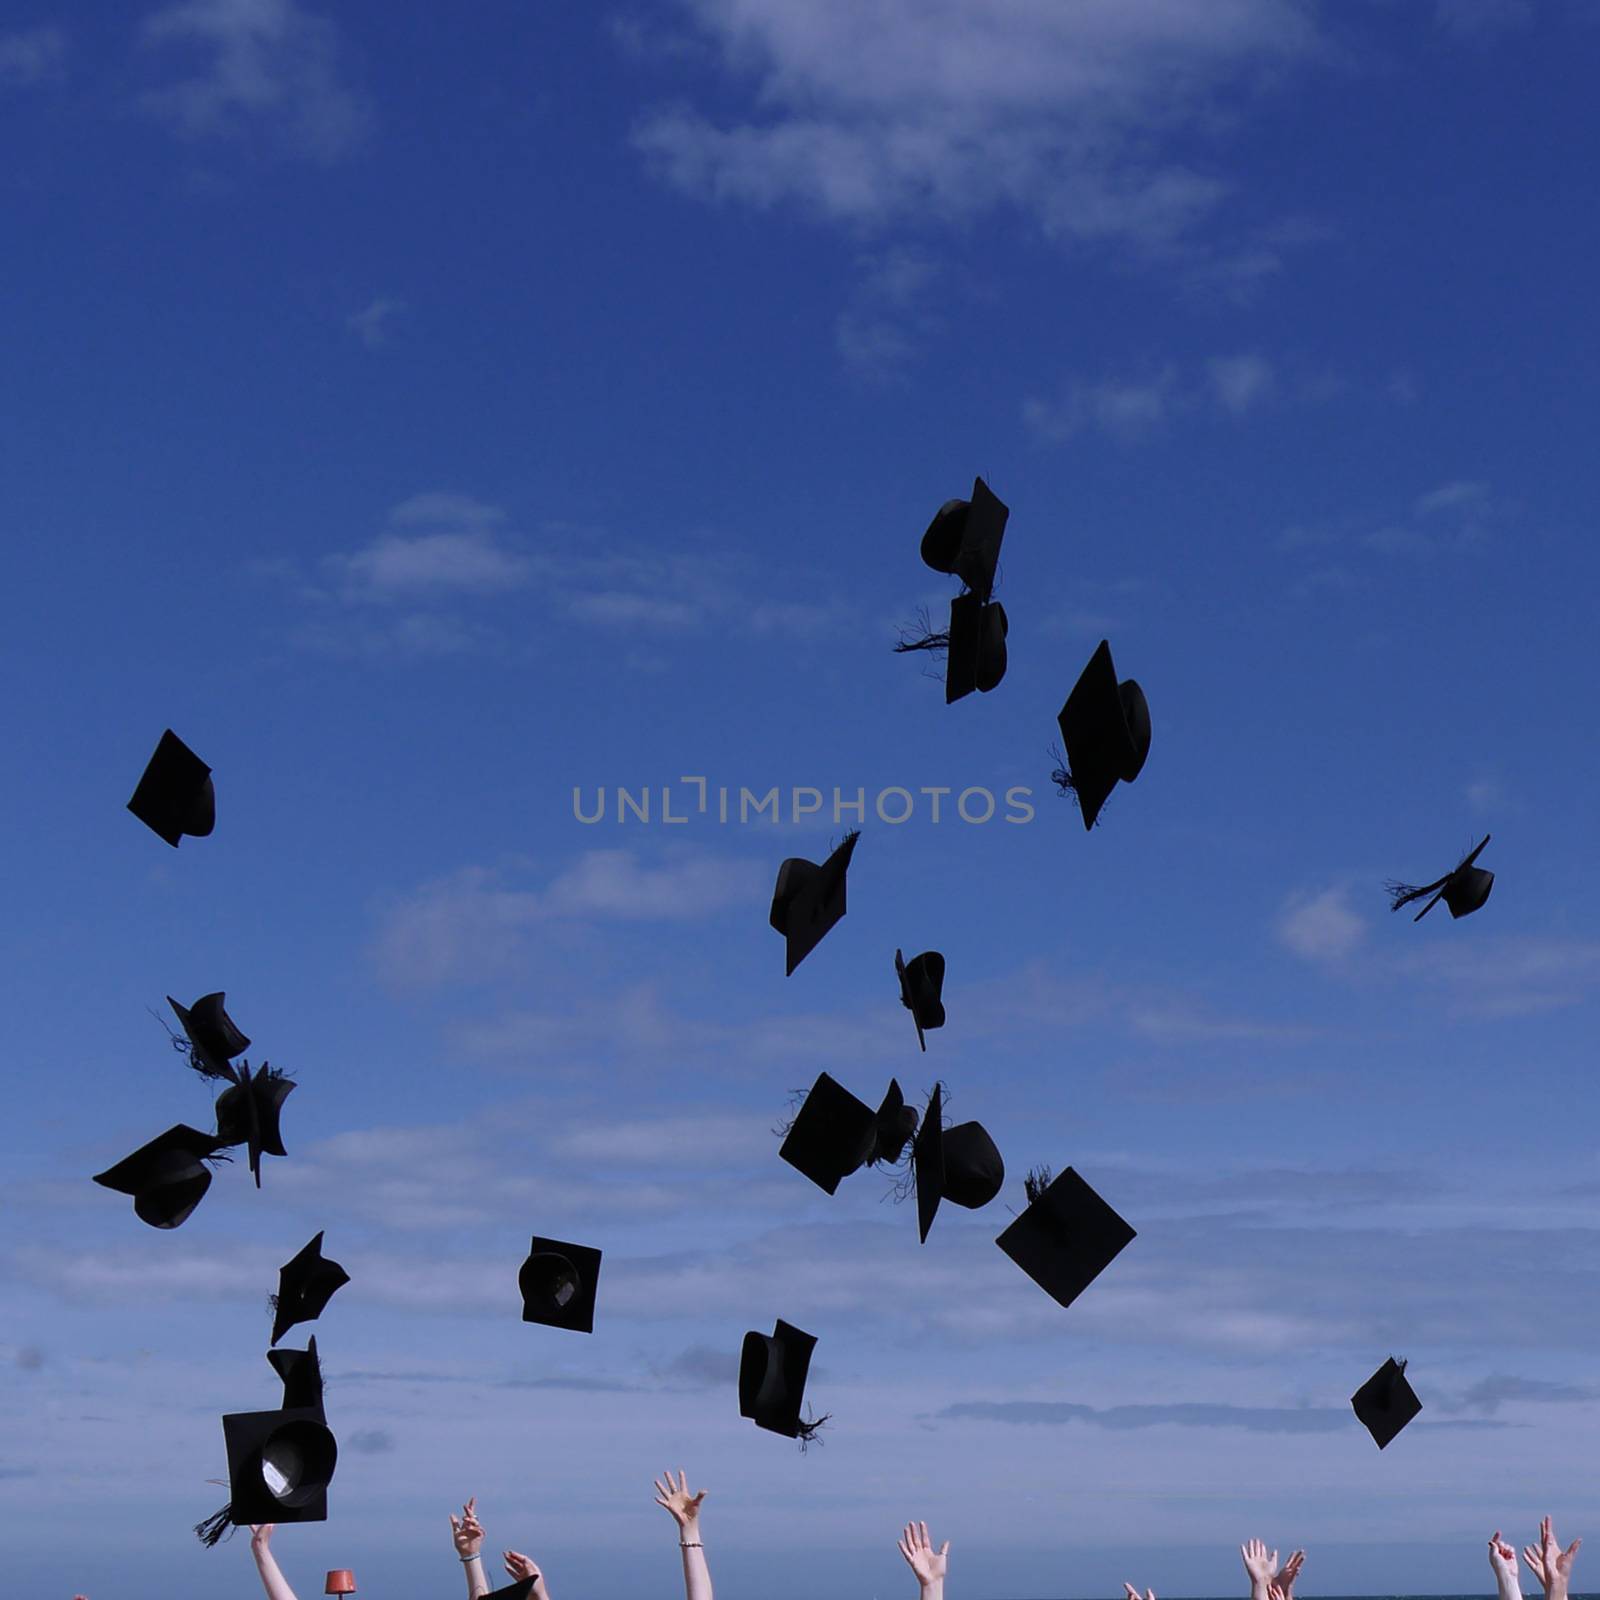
[1023,366,1180,443]
[1276,885,1368,964]
[139,0,372,162]
[1415,478,1490,517]
[346,295,407,349]
[1206,352,1276,414]
[631,0,1317,252]
[389,492,506,528]
[0,26,66,88]
[332,528,533,600]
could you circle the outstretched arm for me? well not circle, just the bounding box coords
[1491,1531,1524,1600]
[1242,1539,1279,1600]
[898,1520,948,1600]
[655,1468,713,1600]
[1524,1516,1582,1600]
[451,1496,489,1600]
[251,1525,299,1600]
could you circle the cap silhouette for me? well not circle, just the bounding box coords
[128,729,215,847]
[780,1073,918,1194]
[168,993,251,1078]
[920,477,1008,604]
[912,1084,1004,1243]
[770,831,860,975]
[93,1124,230,1229]
[895,949,947,1051]
[267,1336,325,1414]
[519,1235,601,1333]
[1054,640,1150,829]
[195,1406,338,1545]
[739,1318,826,1441]
[1387,834,1494,922]
[1351,1356,1422,1449]
[944,593,1008,703]
[271,1231,350,1346]
[995,1166,1137,1308]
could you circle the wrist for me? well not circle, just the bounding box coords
[919,1582,943,1600]
[461,1551,484,1563]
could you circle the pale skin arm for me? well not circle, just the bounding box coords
[655,1468,713,1600]
[1524,1516,1582,1600]
[1491,1531,1524,1600]
[1126,1584,1156,1600]
[1242,1539,1280,1600]
[898,1520,948,1600]
[450,1496,489,1600]
[503,1548,554,1600]
[250,1525,299,1600]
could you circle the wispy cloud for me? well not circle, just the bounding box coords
[1276,885,1368,966]
[1023,367,1180,444]
[938,1398,1352,1433]
[0,25,67,88]
[630,0,1317,260]
[834,247,942,382]
[139,0,372,163]
[1206,352,1276,414]
[346,295,407,349]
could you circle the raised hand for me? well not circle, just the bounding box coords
[1277,1549,1306,1598]
[1242,1539,1279,1598]
[1524,1517,1582,1600]
[1491,1532,1521,1592]
[504,1550,545,1586]
[653,1468,708,1532]
[450,1496,484,1559]
[898,1522,949,1589]
[1125,1584,1156,1600]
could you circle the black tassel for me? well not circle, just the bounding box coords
[1024,1165,1054,1205]
[771,1086,808,1142]
[155,1010,239,1084]
[1047,744,1101,824]
[194,1503,235,1547]
[1385,876,1445,913]
[796,1410,832,1453]
[893,604,950,658]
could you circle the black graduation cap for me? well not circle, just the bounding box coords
[168,993,251,1077]
[483,1580,537,1600]
[93,1123,230,1229]
[519,1235,601,1333]
[944,594,1008,703]
[995,1167,1136,1309]
[912,1085,1005,1243]
[739,1317,822,1440]
[271,1232,350,1346]
[1351,1356,1422,1449]
[483,1582,537,1600]
[920,477,1009,605]
[872,1078,918,1166]
[769,831,860,976]
[214,1062,296,1188]
[127,729,215,847]
[779,1073,877,1195]
[1387,834,1494,922]
[267,1336,325,1414]
[895,948,946,1051]
[1055,640,1151,830]
[195,1406,338,1544]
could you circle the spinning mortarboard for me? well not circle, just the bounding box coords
[995,1167,1136,1309]
[271,1232,350,1346]
[944,592,1009,704]
[1055,640,1150,830]
[739,1317,823,1440]
[195,1405,338,1544]
[912,1084,1004,1243]
[93,1123,230,1229]
[127,729,215,847]
[168,992,250,1077]
[1351,1356,1422,1449]
[268,1336,325,1414]
[895,948,946,1052]
[769,831,859,976]
[1387,834,1494,922]
[920,477,1009,605]
[780,1073,917,1195]
[519,1235,601,1333]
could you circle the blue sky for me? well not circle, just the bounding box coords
[3,2,1600,1597]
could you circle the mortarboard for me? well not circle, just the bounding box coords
[873,1078,918,1166]
[519,1236,601,1333]
[93,1123,230,1229]
[127,729,215,847]
[739,1318,822,1440]
[912,1085,1005,1243]
[1387,834,1494,922]
[483,1582,537,1600]
[920,478,1009,605]
[271,1231,350,1346]
[195,1406,338,1544]
[168,993,251,1078]
[1351,1356,1422,1449]
[944,594,1008,704]
[268,1336,325,1414]
[1055,640,1150,830]
[769,831,860,976]
[779,1073,878,1195]
[214,1061,296,1188]
[895,948,946,1051]
[994,1167,1136,1309]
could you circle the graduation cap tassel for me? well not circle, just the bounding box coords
[1023,1165,1054,1205]
[795,1411,832,1452]
[194,1502,236,1547]
[892,604,951,657]
[1385,876,1447,913]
